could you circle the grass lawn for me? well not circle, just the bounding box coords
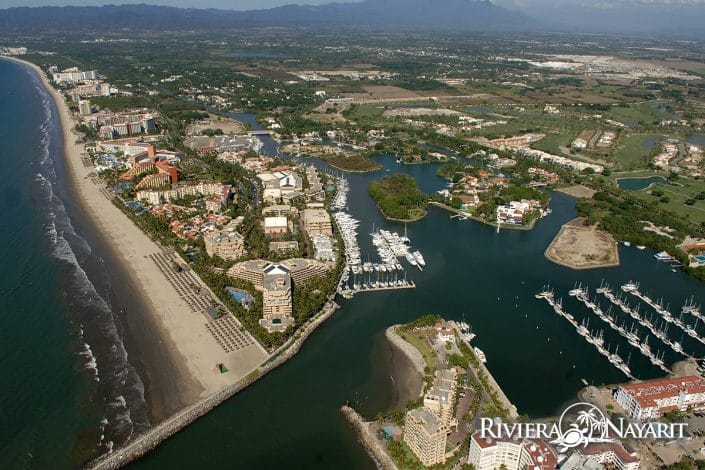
[532,132,573,155]
[400,330,437,371]
[347,103,388,120]
[607,103,662,126]
[613,134,662,170]
[626,178,705,225]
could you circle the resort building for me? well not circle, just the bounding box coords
[263,216,289,238]
[227,258,330,288]
[204,230,246,261]
[262,204,298,218]
[136,182,230,207]
[269,241,299,254]
[559,453,602,470]
[303,207,333,237]
[310,235,336,262]
[260,264,295,333]
[257,170,303,203]
[403,407,448,467]
[52,67,98,84]
[575,443,640,470]
[134,172,171,190]
[78,99,92,116]
[467,432,557,470]
[424,369,458,427]
[614,375,705,419]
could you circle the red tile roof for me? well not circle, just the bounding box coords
[620,375,705,408]
[580,442,640,464]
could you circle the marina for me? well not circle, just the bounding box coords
[536,289,635,379]
[596,283,691,358]
[621,281,705,348]
[333,178,418,298]
[567,285,671,374]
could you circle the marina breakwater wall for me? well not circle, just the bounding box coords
[385,325,426,376]
[88,301,340,470]
[448,321,519,420]
[340,406,399,470]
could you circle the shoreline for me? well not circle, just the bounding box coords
[544,217,621,271]
[384,326,425,409]
[429,201,540,231]
[3,56,347,467]
[1,56,208,417]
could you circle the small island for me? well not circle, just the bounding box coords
[325,153,382,173]
[368,173,428,222]
[280,141,382,172]
[545,217,620,270]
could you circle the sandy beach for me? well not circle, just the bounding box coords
[5,57,269,420]
[385,326,424,409]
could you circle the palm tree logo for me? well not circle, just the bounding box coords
[551,403,613,453]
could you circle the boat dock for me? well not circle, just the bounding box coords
[348,281,416,295]
[597,285,691,358]
[536,289,636,380]
[572,287,672,374]
[622,281,705,348]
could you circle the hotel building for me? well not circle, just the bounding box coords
[467,432,557,470]
[614,375,705,419]
[423,369,458,427]
[403,407,448,466]
[260,264,295,333]
[204,231,246,261]
[302,207,333,237]
[576,443,640,470]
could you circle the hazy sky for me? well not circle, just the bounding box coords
[2,0,704,10]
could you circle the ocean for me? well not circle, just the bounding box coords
[0,59,149,467]
[2,60,705,469]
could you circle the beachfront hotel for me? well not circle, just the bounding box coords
[136,182,231,207]
[260,264,295,333]
[204,230,246,261]
[467,432,557,470]
[227,258,330,333]
[614,375,705,419]
[403,407,448,466]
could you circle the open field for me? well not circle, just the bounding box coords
[613,134,661,169]
[343,85,423,100]
[532,132,573,155]
[398,329,436,371]
[545,218,620,270]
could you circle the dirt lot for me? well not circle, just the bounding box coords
[556,185,597,198]
[545,218,620,270]
[343,85,422,100]
[186,114,247,136]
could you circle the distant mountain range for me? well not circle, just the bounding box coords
[0,1,546,33]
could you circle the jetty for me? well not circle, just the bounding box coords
[88,299,340,469]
